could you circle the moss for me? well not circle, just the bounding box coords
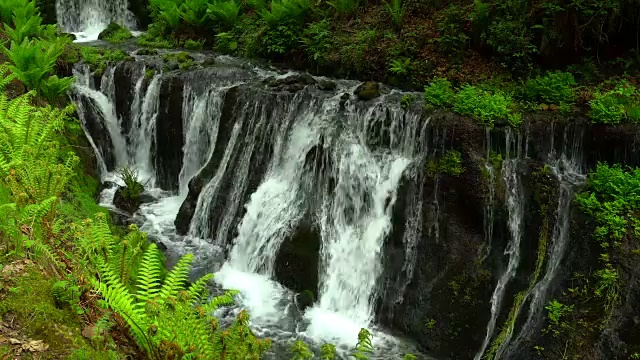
[0,268,94,358]
[145,68,156,79]
[97,23,133,43]
[162,51,195,70]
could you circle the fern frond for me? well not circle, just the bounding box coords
[157,253,193,301]
[135,243,164,303]
[186,273,214,305]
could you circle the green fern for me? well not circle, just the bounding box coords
[351,328,374,359]
[291,339,314,359]
[321,343,337,359]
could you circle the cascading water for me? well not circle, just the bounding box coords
[481,128,496,260]
[493,127,586,359]
[129,74,162,185]
[56,0,136,42]
[475,130,525,360]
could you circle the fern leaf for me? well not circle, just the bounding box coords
[157,253,193,301]
[135,243,164,303]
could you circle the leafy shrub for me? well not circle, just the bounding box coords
[525,71,577,105]
[2,38,62,91]
[184,38,205,49]
[486,20,537,74]
[440,150,464,176]
[453,85,515,127]
[149,0,183,32]
[215,32,238,53]
[179,0,211,27]
[207,0,241,30]
[302,20,331,64]
[424,78,455,107]
[388,57,411,76]
[39,75,75,102]
[3,0,42,43]
[118,167,145,200]
[261,0,310,26]
[385,0,405,29]
[327,0,360,17]
[433,5,469,60]
[589,81,640,124]
[262,20,302,55]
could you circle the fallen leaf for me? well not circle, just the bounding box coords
[8,338,21,345]
[22,340,48,352]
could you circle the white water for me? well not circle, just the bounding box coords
[475,131,525,360]
[56,0,137,42]
[129,74,162,185]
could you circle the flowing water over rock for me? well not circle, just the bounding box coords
[56,0,137,41]
[70,49,638,359]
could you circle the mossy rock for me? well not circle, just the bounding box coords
[113,186,142,214]
[162,52,195,70]
[354,81,381,101]
[137,48,158,56]
[98,22,132,42]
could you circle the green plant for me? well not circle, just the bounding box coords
[544,299,573,337]
[3,0,42,43]
[215,32,238,53]
[39,75,75,102]
[302,20,331,64]
[486,20,537,74]
[453,85,514,127]
[328,0,360,17]
[291,340,313,359]
[424,78,455,107]
[388,57,411,76]
[589,81,639,124]
[525,71,577,105]
[261,0,310,26]
[401,94,414,109]
[384,0,405,29]
[180,0,211,27]
[103,27,133,43]
[184,38,205,50]
[2,38,63,91]
[440,150,464,176]
[89,217,272,359]
[207,0,241,30]
[262,20,301,55]
[321,343,336,359]
[352,328,374,359]
[136,33,175,49]
[434,5,469,60]
[118,166,145,200]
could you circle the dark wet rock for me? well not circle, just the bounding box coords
[317,79,337,91]
[265,74,317,93]
[113,63,140,133]
[274,221,321,298]
[155,75,185,191]
[136,48,158,56]
[108,208,132,227]
[113,186,142,214]
[62,32,77,41]
[354,81,380,101]
[202,58,216,66]
[75,95,116,171]
[295,290,315,312]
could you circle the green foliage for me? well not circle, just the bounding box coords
[137,32,175,48]
[434,5,469,60]
[291,340,313,359]
[118,167,145,200]
[401,94,414,109]
[424,77,455,108]
[103,27,133,43]
[352,328,374,359]
[79,47,132,76]
[485,20,536,74]
[440,150,464,176]
[525,71,577,105]
[3,0,43,43]
[207,0,241,30]
[589,81,640,124]
[388,57,411,76]
[302,20,331,65]
[90,219,272,359]
[453,85,516,127]
[215,32,238,53]
[184,38,205,50]
[179,0,211,27]
[327,0,360,17]
[384,0,405,29]
[2,38,63,91]
[263,20,302,55]
[321,343,337,359]
[261,0,310,27]
[543,299,573,337]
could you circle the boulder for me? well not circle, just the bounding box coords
[113,186,142,214]
[317,79,337,91]
[274,221,321,301]
[265,74,317,93]
[98,22,130,41]
[354,81,381,101]
[155,75,185,191]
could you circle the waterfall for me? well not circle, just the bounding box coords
[129,74,162,184]
[493,128,585,359]
[481,128,496,260]
[178,86,225,195]
[475,131,525,360]
[56,0,136,41]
